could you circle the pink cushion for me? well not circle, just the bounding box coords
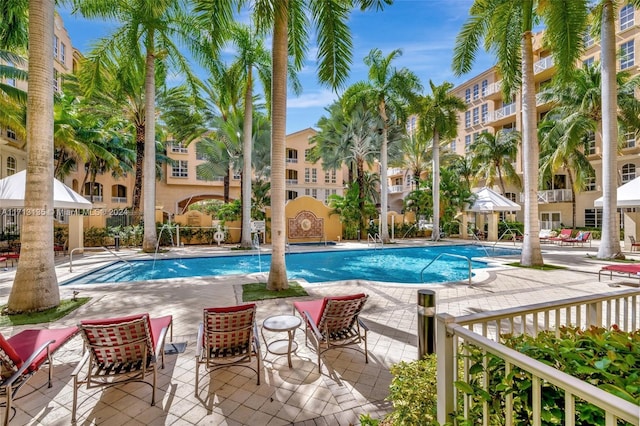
[149,315,172,348]
[602,264,640,274]
[8,326,78,371]
[294,293,366,325]
[82,313,171,350]
[204,304,256,314]
[0,333,23,370]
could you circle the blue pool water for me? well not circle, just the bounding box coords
[63,245,520,285]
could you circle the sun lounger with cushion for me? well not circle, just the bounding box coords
[598,264,640,282]
[549,228,573,244]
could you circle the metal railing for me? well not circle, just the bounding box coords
[436,289,640,425]
[420,253,472,285]
[367,233,382,249]
[68,246,132,273]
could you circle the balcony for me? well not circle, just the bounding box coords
[286,158,298,164]
[486,103,516,124]
[534,56,554,74]
[387,168,404,176]
[520,189,572,203]
[285,179,298,185]
[483,80,502,98]
[388,185,404,194]
[111,197,127,204]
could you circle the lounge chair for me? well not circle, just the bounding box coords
[560,231,591,247]
[195,304,261,396]
[629,236,640,252]
[539,229,553,243]
[598,264,640,282]
[71,313,172,424]
[549,228,573,244]
[293,293,369,373]
[0,325,79,425]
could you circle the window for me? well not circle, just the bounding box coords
[450,140,457,152]
[60,43,66,64]
[84,182,103,199]
[172,160,188,178]
[286,149,298,163]
[465,135,471,151]
[583,57,595,68]
[286,190,298,200]
[6,128,16,140]
[584,176,596,191]
[584,208,602,228]
[304,167,310,183]
[111,184,127,202]
[233,170,241,180]
[585,131,596,154]
[540,212,561,230]
[311,168,317,183]
[620,40,634,70]
[170,141,188,153]
[6,157,16,176]
[481,80,488,96]
[53,35,58,58]
[620,4,634,31]
[6,61,15,86]
[465,88,470,103]
[481,104,488,123]
[583,29,594,48]
[472,107,479,125]
[621,163,636,182]
[304,188,318,199]
[472,84,479,100]
[53,69,59,92]
[465,111,471,128]
[304,149,312,162]
[504,192,516,202]
[473,132,480,142]
[623,131,636,148]
[324,169,336,184]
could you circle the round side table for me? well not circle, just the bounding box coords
[261,314,302,368]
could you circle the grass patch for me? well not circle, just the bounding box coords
[242,282,308,302]
[506,262,566,271]
[0,297,91,326]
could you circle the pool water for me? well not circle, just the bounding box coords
[63,245,519,285]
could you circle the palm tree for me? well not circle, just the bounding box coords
[413,80,465,241]
[248,0,391,290]
[71,0,209,252]
[344,48,422,243]
[469,129,521,194]
[393,131,430,191]
[0,50,27,140]
[8,0,58,313]
[453,0,588,267]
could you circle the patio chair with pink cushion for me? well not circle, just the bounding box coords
[293,293,369,373]
[71,313,172,424]
[0,325,79,425]
[195,304,261,396]
[549,228,573,244]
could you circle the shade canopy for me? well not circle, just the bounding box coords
[466,187,521,212]
[0,170,92,209]
[594,176,640,208]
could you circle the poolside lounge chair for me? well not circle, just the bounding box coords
[293,293,369,373]
[598,264,640,282]
[560,231,591,247]
[539,229,553,243]
[0,325,79,425]
[629,236,640,252]
[195,304,261,396]
[71,313,172,424]
[549,228,573,244]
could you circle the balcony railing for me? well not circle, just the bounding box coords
[388,185,404,194]
[111,197,127,204]
[534,56,554,73]
[436,289,640,426]
[483,80,502,97]
[487,103,516,122]
[519,189,573,203]
[285,179,298,185]
[387,168,404,176]
[286,158,298,163]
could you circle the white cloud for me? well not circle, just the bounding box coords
[288,90,338,109]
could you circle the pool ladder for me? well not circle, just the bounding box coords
[68,246,133,273]
[420,253,472,285]
[367,233,383,249]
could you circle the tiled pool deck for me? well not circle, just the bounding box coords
[0,240,637,425]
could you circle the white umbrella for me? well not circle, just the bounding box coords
[466,187,521,212]
[594,176,640,207]
[0,170,92,209]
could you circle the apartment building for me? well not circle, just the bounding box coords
[448,3,640,230]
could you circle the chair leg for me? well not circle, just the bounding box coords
[71,374,78,424]
[194,359,199,397]
[4,386,11,426]
[364,329,369,364]
[151,369,156,406]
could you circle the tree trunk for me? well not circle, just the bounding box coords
[224,170,230,203]
[8,0,60,313]
[266,2,289,290]
[240,69,254,249]
[520,24,544,266]
[597,0,623,259]
[568,170,576,228]
[379,102,390,243]
[432,130,440,241]
[132,125,145,223]
[357,158,365,236]
[142,36,157,252]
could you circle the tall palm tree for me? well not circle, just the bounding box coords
[413,80,465,241]
[247,0,391,290]
[393,131,430,191]
[0,51,27,140]
[8,0,58,313]
[453,0,588,267]
[344,48,422,243]
[469,129,521,194]
[71,0,209,252]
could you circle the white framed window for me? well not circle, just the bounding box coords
[465,135,471,151]
[304,188,318,199]
[473,132,480,142]
[6,128,16,140]
[60,43,66,64]
[472,84,479,100]
[53,35,59,58]
[450,140,457,152]
[304,167,310,183]
[621,163,636,182]
[583,57,595,68]
[465,111,471,128]
[311,168,317,183]
[540,212,561,230]
[585,131,596,154]
[6,157,16,176]
[170,141,188,153]
[584,176,596,191]
[620,40,634,70]
[472,107,479,125]
[583,28,594,48]
[465,88,470,103]
[624,131,636,148]
[304,149,312,162]
[481,104,488,123]
[620,4,634,31]
[481,79,488,96]
[53,69,59,92]
[286,149,298,163]
[172,160,188,178]
[286,190,298,200]
[324,169,336,184]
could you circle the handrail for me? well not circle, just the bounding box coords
[420,253,472,284]
[367,233,383,249]
[69,246,133,273]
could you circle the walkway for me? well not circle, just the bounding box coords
[0,240,637,425]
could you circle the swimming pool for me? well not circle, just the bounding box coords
[63,245,519,285]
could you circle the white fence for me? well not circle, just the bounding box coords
[436,289,640,425]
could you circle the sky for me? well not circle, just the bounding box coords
[58,0,496,135]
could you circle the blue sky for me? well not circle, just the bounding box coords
[58,0,495,134]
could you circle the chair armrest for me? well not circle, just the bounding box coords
[154,326,170,358]
[357,317,369,332]
[253,322,261,350]
[304,311,323,340]
[3,339,55,387]
[195,323,204,358]
[71,352,90,378]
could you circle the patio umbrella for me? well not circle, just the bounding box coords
[0,170,92,209]
[466,187,521,212]
[594,176,640,207]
